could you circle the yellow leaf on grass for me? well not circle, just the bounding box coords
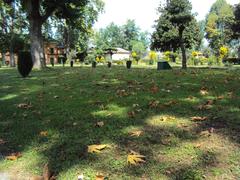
[96,121,104,127]
[191,116,208,121]
[127,151,146,165]
[129,130,143,137]
[200,90,208,96]
[17,103,32,109]
[88,144,108,153]
[96,174,105,180]
[40,131,48,137]
[6,152,22,161]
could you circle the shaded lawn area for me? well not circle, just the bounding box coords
[0,66,240,179]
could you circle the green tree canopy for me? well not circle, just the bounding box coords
[205,0,234,54]
[151,0,201,69]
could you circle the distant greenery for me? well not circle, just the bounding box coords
[93,20,149,52]
[205,0,234,54]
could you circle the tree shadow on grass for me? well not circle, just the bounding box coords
[0,66,239,178]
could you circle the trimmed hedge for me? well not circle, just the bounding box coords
[17,51,33,78]
[223,58,240,64]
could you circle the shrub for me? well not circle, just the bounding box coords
[223,57,240,64]
[17,51,33,78]
[207,56,218,66]
[149,51,157,65]
[96,56,105,63]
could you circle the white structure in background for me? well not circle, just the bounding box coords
[112,48,130,61]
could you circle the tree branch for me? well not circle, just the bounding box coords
[41,6,56,23]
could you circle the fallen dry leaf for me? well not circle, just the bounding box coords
[191,116,208,121]
[216,95,224,100]
[149,100,159,108]
[0,138,6,145]
[197,104,213,110]
[96,174,105,180]
[150,84,159,94]
[17,103,32,109]
[164,100,177,107]
[40,131,48,137]
[127,151,146,165]
[129,130,143,137]
[200,90,209,96]
[116,89,128,97]
[128,111,136,118]
[88,144,109,153]
[96,121,104,127]
[6,152,22,161]
[160,116,176,122]
[206,99,215,105]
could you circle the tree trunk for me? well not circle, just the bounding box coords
[29,19,46,69]
[9,50,15,67]
[2,52,6,66]
[238,46,240,58]
[26,0,46,69]
[179,28,187,69]
[180,42,187,69]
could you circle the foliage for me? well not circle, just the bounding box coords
[148,51,157,63]
[96,56,105,63]
[94,20,149,52]
[219,46,229,59]
[163,51,178,62]
[17,51,33,77]
[94,22,126,50]
[205,0,234,53]
[231,3,240,39]
[151,0,200,68]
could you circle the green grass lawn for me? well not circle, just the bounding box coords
[0,65,240,179]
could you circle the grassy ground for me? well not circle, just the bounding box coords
[0,65,240,179]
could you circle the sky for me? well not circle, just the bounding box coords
[94,0,240,33]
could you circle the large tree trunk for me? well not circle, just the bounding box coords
[29,19,46,69]
[2,52,6,66]
[238,46,240,58]
[179,28,187,69]
[26,0,46,69]
[180,42,187,69]
[9,51,15,67]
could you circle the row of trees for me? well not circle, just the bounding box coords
[151,0,240,69]
[93,20,149,59]
[0,0,104,69]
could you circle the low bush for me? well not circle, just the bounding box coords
[17,51,33,78]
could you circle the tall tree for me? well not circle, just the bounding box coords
[123,19,140,50]
[0,0,27,66]
[151,0,200,69]
[3,0,103,69]
[205,0,234,54]
[231,3,240,57]
[94,22,126,50]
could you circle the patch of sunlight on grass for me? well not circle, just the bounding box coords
[0,94,18,101]
[158,142,198,165]
[145,115,185,127]
[58,164,97,180]
[121,126,143,134]
[180,97,201,104]
[0,149,45,175]
[92,104,128,118]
